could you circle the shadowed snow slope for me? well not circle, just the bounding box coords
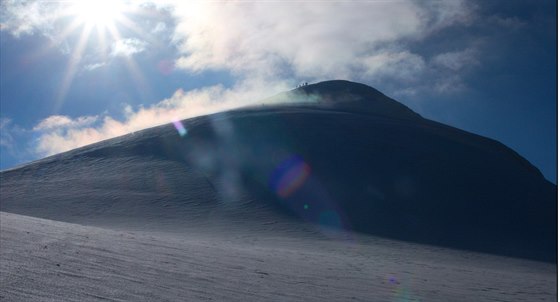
[0,80,556,262]
[1,212,556,301]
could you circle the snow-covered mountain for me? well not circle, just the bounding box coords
[1,80,556,262]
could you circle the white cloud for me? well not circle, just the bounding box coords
[1,0,477,92]
[0,0,61,37]
[32,79,294,156]
[5,0,484,158]
[170,1,472,83]
[33,115,98,131]
[111,38,148,57]
[83,62,106,71]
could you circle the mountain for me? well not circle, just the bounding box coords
[0,80,556,262]
[263,80,422,120]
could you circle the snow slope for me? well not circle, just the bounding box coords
[1,212,556,302]
[1,80,555,261]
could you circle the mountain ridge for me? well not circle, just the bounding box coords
[4,80,547,181]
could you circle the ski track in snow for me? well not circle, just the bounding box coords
[1,212,556,301]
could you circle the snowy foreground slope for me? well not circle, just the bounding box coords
[1,212,556,302]
[0,80,557,300]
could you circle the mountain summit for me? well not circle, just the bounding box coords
[1,80,556,262]
[265,80,421,120]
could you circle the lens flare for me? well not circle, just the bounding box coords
[319,210,342,229]
[172,119,188,137]
[269,155,311,198]
[388,276,421,302]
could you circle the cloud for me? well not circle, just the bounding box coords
[431,48,479,71]
[170,1,472,83]
[0,117,30,163]
[32,79,294,156]
[0,1,163,60]
[2,0,478,94]
[111,38,148,57]
[486,15,526,30]
[7,0,486,158]
[152,22,167,34]
[0,0,61,37]
[363,51,427,81]
[83,62,106,71]
[415,0,474,31]
[0,118,15,149]
[33,115,98,131]
[165,0,481,100]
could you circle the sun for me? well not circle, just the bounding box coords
[54,0,139,110]
[68,0,125,30]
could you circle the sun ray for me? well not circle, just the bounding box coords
[51,18,85,48]
[122,52,153,101]
[52,1,126,108]
[55,24,93,111]
[50,0,154,112]
[95,25,108,60]
[101,14,152,99]
[68,0,125,30]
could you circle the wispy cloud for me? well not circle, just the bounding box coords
[33,115,98,131]
[0,117,30,164]
[362,51,426,81]
[31,79,293,156]
[152,22,167,34]
[83,62,106,71]
[431,48,479,71]
[0,118,15,149]
[111,38,147,57]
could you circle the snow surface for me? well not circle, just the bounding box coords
[1,212,556,301]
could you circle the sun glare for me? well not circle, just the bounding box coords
[55,0,140,111]
[69,0,125,29]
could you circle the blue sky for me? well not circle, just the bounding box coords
[0,0,557,183]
